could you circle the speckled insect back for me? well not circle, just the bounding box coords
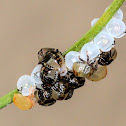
[40,65,60,87]
[62,71,86,89]
[98,48,117,66]
[86,66,107,82]
[64,89,74,100]
[73,61,94,78]
[38,48,65,69]
[51,81,70,100]
[38,48,65,87]
[13,7,126,110]
[72,60,107,82]
[35,88,56,106]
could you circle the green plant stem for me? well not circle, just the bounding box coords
[0,0,125,110]
[63,0,125,55]
[0,89,19,109]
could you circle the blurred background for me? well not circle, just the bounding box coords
[0,0,126,126]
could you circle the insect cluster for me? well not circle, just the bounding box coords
[14,48,86,110]
[13,8,126,110]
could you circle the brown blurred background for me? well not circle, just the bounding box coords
[0,0,126,126]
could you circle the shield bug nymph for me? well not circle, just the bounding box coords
[35,88,56,106]
[86,65,107,82]
[38,48,65,69]
[98,47,117,66]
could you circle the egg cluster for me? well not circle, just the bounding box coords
[65,8,125,81]
[13,8,126,110]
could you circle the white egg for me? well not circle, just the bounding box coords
[94,31,114,52]
[31,64,42,84]
[91,18,99,27]
[21,86,35,96]
[17,75,35,90]
[80,43,100,62]
[106,19,126,38]
[105,44,115,52]
[17,75,35,96]
[113,8,123,20]
[89,40,94,44]
[65,51,80,70]
[116,32,126,38]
